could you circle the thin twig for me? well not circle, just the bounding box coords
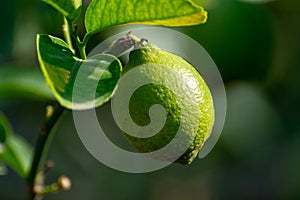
[27,105,65,200]
[62,17,74,53]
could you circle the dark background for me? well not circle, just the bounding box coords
[1,0,300,199]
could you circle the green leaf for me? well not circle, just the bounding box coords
[0,112,11,143]
[0,65,55,101]
[85,0,207,34]
[0,114,33,177]
[0,134,33,177]
[37,34,122,110]
[43,0,82,22]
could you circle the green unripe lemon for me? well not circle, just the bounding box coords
[121,43,214,164]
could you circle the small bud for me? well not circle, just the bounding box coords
[33,184,43,194]
[57,176,71,190]
[43,160,55,174]
[45,160,55,169]
[46,105,54,119]
[62,25,68,32]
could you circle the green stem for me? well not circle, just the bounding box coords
[72,33,91,59]
[81,33,91,49]
[27,105,65,200]
[62,17,74,53]
[63,17,88,59]
[39,183,60,196]
[75,35,87,59]
[27,15,86,200]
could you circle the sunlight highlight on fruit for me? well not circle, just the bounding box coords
[113,41,215,164]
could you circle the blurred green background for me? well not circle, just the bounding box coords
[1,0,300,199]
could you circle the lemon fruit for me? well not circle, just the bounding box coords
[121,42,214,164]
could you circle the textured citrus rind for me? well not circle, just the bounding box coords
[123,44,214,164]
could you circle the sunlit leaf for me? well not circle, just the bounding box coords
[37,34,122,110]
[85,0,207,34]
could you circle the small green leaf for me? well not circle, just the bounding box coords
[37,34,122,110]
[0,134,33,177]
[43,0,82,22]
[0,65,54,101]
[85,0,207,34]
[0,114,33,177]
